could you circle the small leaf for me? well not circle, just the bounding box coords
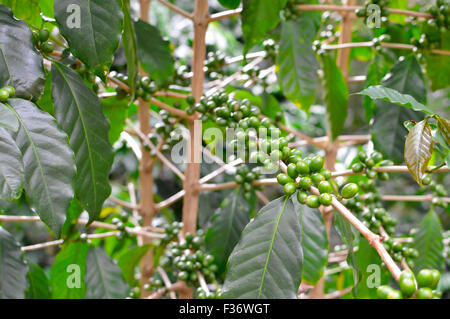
[50,242,89,299]
[276,14,320,114]
[0,0,42,25]
[322,54,348,140]
[26,262,51,299]
[102,95,129,144]
[118,245,150,286]
[404,119,433,186]
[358,85,433,115]
[413,209,444,272]
[52,62,113,224]
[0,4,45,100]
[7,98,76,237]
[134,20,174,86]
[0,102,19,131]
[205,188,251,274]
[292,197,328,285]
[223,196,302,299]
[121,0,138,101]
[241,0,288,54]
[0,127,23,201]
[85,246,129,299]
[219,0,240,9]
[0,226,28,298]
[54,0,123,72]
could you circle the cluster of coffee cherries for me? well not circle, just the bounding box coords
[377,269,441,299]
[0,85,15,102]
[194,92,261,129]
[205,51,227,81]
[111,72,158,101]
[282,0,303,20]
[422,174,448,209]
[355,0,389,27]
[32,28,54,54]
[111,211,131,240]
[150,109,183,153]
[262,39,277,62]
[71,63,100,93]
[234,164,264,200]
[173,64,191,87]
[426,0,449,33]
[351,150,392,181]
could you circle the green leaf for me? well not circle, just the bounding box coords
[241,0,288,54]
[388,0,407,24]
[223,196,302,299]
[276,14,320,114]
[205,188,251,274]
[85,246,129,299]
[404,119,434,186]
[7,98,75,237]
[50,242,89,299]
[0,127,23,201]
[292,199,328,285]
[0,102,19,131]
[36,71,54,115]
[120,0,138,101]
[0,0,42,27]
[371,56,426,163]
[437,117,450,146]
[334,212,360,297]
[424,31,450,91]
[219,0,240,9]
[359,85,433,115]
[26,262,51,299]
[0,5,45,100]
[52,62,113,224]
[413,209,444,272]
[54,0,123,73]
[355,238,389,299]
[102,95,128,144]
[261,93,285,123]
[118,245,150,286]
[39,0,53,18]
[362,55,389,123]
[134,20,174,86]
[0,226,28,298]
[322,54,348,140]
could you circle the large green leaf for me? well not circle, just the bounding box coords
[359,85,433,115]
[118,245,150,286]
[0,127,23,201]
[134,20,174,86]
[26,262,51,299]
[425,31,450,91]
[334,212,360,297]
[404,119,433,186]
[7,98,75,237]
[0,226,28,298]
[102,95,128,144]
[219,0,240,9]
[292,198,328,285]
[222,196,302,299]
[355,238,389,299]
[322,54,348,140]
[50,242,89,299]
[413,209,444,272]
[205,188,252,274]
[51,62,113,224]
[54,0,123,72]
[120,0,138,101]
[362,55,390,123]
[0,5,44,100]
[0,102,18,131]
[241,0,288,54]
[276,14,319,114]
[371,56,426,163]
[85,246,129,299]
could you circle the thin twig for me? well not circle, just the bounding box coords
[157,266,177,299]
[157,0,193,19]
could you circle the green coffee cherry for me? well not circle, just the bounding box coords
[377,285,392,299]
[319,193,332,206]
[417,269,434,288]
[399,276,416,298]
[352,162,364,173]
[309,155,324,172]
[296,161,310,175]
[299,177,312,190]
[341,183,359,199]
[39,28,50,42]
[284,182,297,195]
[305,195,320,208]
[287,163,298,179]
[416,287,433,299]
[0,89,9,102]
[277,173,291,185]
[311,173,325,185]
[297,191,308,204]
[318,181,333,194]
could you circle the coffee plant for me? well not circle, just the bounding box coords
[0,0,449,300]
